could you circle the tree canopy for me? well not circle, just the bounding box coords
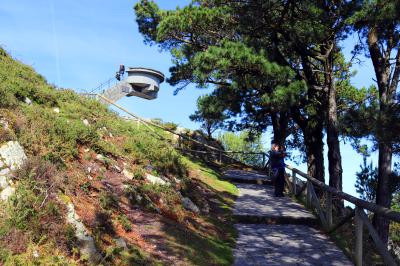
[134,0,400,245]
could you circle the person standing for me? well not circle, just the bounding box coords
[270,141,287,197]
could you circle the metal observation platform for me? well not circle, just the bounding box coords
[88,66,165,103]
[124,67,165,100]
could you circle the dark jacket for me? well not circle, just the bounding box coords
[270,150,285,169]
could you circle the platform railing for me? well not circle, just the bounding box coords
[88,76,119,94]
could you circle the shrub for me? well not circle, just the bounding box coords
[132,167,146,180]
[117,214,132,232]
[99,191,119,210]
[64,224,78,251]
[94,211,115,235]
[19,107,99,159]
[163,122,178,131]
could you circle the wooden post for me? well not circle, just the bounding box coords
[178,136,182,148]
[326,191,333,228]
[358,208,397,266]
[292,170,297,195]
[219,152,222,163]
[355,207,363,266]
[306,182,312,207]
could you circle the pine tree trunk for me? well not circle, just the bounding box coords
[367,26,395,246]
[326,53,344,212]
[373,142,393,245]
[271,111,288,148]
[304,123,325,183]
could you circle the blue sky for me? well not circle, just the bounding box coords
[0,0,393,198]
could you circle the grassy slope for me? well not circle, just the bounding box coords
[0,48,237,265]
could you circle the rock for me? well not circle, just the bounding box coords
[32,250,39,258]
[1,186,15,201]
[123,169,134,179]
[114,238,128,250]
[113,165,122,173]
[0,167,10,176]
[82,119,90,126]
[172,177,181,184]
[0,176,8,189]
[24,97,32,105]
[135,194,143,203]
[202,202,210,214]
[145,164,154,172]
[66,203,102,264]
[0,119,9,130]
[182,197,200,214]
[175,127,189,135]
[95,154,107,164]
[0,141,27,170]
[53,107,60,113]
[145,173,169,186]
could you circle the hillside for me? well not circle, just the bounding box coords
[0,48,238,265]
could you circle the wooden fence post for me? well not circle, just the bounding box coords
[292,170,297,195]
[355,207,363,266]
[178,136,182,148]
[326,192,333,228]
[306,182,312,207]
[262,153,266,167]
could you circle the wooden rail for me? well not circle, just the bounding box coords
[86,93,267,166]
[284,164,399,266]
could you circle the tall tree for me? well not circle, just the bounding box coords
[134,0,353,190]
[189,94,226,138]
[350,0,400,244]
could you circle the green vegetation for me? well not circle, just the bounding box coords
[189,95,227,138]
[217,131,265,167]
[182,157,238,196]
[0,47,238,265]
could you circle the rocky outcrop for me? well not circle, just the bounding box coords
[0,141,27,200]
[66,202,102,264]
[0,141,27,170]
[145,173,170,186]
[182,197,200,214]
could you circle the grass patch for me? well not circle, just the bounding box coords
[182,156,238,196]
[163,222,235,266]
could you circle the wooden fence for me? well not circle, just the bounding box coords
[285,164,399,266]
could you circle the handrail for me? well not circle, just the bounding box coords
[285,164,400,222]
[90,76,117,94]
[285,164,400,265]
